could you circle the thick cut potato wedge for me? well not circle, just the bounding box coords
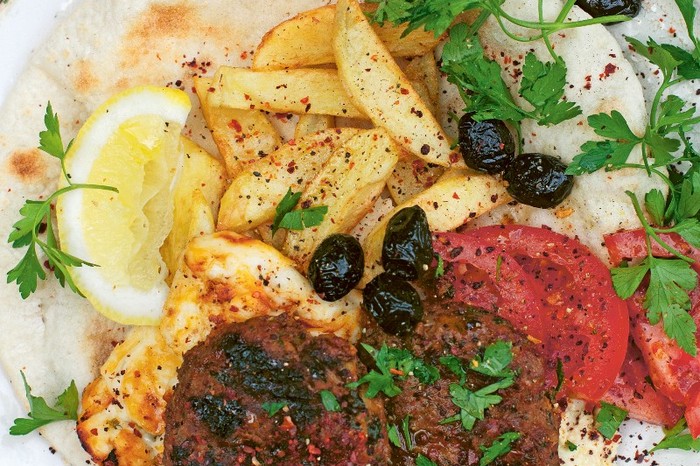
[161,189,215,284]
[334,0,458,167]
[387,154,445,204]
[252,4,441,71]
[195,77,280,177]
[404,53,440,110]
[295,114,335,139]
[208,67,365,119]
[283,128,400,268]
[161,138,224,281]
[217,128,360,232]
[361,170,511,285]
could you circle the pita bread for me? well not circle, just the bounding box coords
[0,1,328,463]
[0,0,690,465]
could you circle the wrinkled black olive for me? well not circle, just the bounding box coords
[363,272,423,335]
[308,234,364,301]
[382,206,433,280]
[575,0,640,19]
[458,114,516,174]
[503,153,574,209]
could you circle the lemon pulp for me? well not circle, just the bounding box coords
[57,86,191,325]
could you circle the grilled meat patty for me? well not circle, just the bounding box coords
[365,302,559,465]
[164,313,388,466]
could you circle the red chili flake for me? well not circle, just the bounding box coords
[240,51,248,60]
[300,96,310,104]
[228,119,242,132]
[584,75,592,90]
[207,87,215,93]
[452,192,460,200]
[288,139,297,146]
[669,27,676,35]
[400,88,409,95]
[600,63,617,79]
[287,161,297,174]
[308,445,322,456]
[243,93,251,101]
[449,152,460,164]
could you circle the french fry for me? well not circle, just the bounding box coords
[404,53,440,110]
[161,138,224,282]
[295,114,335,139]
[252,4,441,71]
[162,189,216,285]
[334,0,459,167]
[283,128,400,268]
[217,128,360,232]
[208,67,365,119]
[195,77,280,177]
[361,170,512,286]
[387,155,445,204]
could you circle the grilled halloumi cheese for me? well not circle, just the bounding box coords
[77,231,363,465]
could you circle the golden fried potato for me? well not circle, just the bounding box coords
[404,53,440,110]
[361,170,512,285]
[217,128,360,232]
[295,114,335,139]
[252,4,441,71]
[161,138,225,281]
[334,0,458,166]
[195,77,280,177]
[208,67,365,119]
[387,154,445,204]
[282,128,400,268]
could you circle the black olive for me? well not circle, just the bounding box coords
[308,234,364,301]
[575,0,640,19]
[382,205,433,280]
[363,272,423,335]
[458,114,516,175]
[503,152,574,209]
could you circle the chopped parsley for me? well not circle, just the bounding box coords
[416,454,438,466]
[7,103,117,299]
[261,401,286,416]
[653,417,700,452]
[320,390,340,412]
[9,371,79,435]
[347,343,439,398]
[271,188,328,236]
[440,342,515,431]
[479,431,521,466]
[595,402,627,439]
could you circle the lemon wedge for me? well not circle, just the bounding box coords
[56,86,191,325]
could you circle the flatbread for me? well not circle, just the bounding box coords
[0,0,694,465]
[0,1,328,463]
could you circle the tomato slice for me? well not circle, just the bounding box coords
[606,228,700,435]
[601,340,683,427]
[434,225,629,402]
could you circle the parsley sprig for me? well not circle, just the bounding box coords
[566,1,700,355]
[653,417,700,452]
[440,341,515,431]
[367,0,628,40]
[9,371,79,435]
[7,103,118,299]
[271,188,328,236]
[347,343,439,398]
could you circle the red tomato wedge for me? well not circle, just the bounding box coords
[434,225,629,402]
[601,341,683,427]
[606,227,700,436]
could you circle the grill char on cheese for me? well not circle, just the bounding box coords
[164,313,389,465]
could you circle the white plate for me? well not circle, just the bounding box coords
[0,1,697,465]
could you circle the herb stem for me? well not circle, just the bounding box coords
[626,191,695,263]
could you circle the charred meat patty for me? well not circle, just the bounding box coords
[365,302,559,465]
[164,313,388,466]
